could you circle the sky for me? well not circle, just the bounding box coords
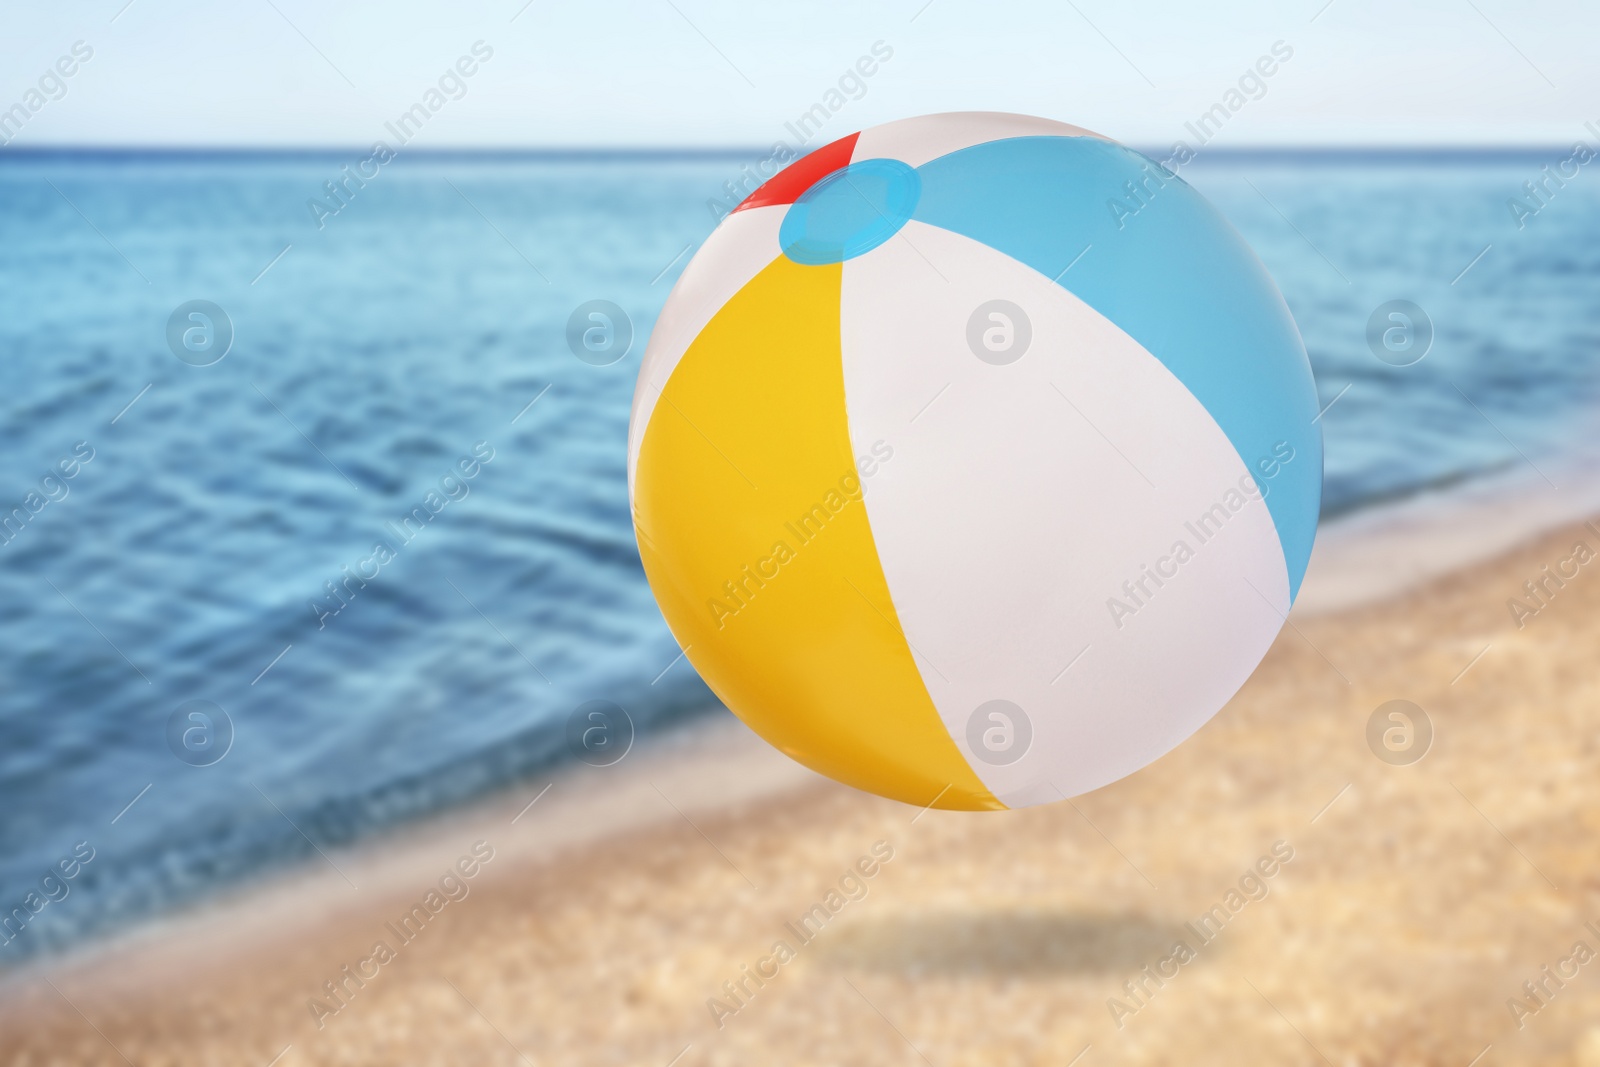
[1,0,1595,148]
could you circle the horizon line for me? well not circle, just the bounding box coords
[0,142,1578,163]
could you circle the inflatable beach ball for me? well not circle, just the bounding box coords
[628,113,1321,810]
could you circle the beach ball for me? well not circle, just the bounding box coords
[628,113,1321,810]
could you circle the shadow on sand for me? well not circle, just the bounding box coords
[814,910,1186,977]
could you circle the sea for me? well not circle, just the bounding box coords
[1,146,1596,963]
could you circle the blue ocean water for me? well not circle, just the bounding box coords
[0,147,1596,962]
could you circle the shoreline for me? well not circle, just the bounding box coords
[5,458,1586,984]
[5,465,1595,979]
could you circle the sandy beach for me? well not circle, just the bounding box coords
[4,507,1600,1067]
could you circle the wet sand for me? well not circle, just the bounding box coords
[4,513,1600,1066]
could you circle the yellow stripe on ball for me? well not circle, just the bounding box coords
[633,255,1001,811]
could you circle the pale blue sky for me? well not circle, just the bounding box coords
[1,0,1594,147]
